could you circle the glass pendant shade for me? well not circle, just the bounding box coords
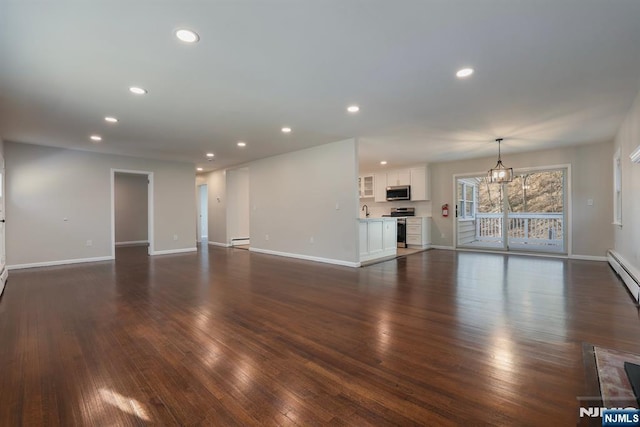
[488,138,513,183]
[488,160,514,183]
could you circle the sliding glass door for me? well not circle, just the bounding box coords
[506,170,565,253]
[456,167,567,254]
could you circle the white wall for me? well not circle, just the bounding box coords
[613,88,640,274]
[429,140,613,257]
[5,141,197,267]
[114,173,148,244]
[250,138,359,265]
[226,167,250,241]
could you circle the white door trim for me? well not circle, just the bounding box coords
[0,150,6,295]
[197,183,208,244]
[111,169,154,257]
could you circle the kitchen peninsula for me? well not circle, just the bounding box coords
[358,217,397,264]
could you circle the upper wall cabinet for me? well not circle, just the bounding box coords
[372,166,430,202]
[387,170,411,187]
[374,173,387,202]
[410,166,430,201]
[358,175,374,198]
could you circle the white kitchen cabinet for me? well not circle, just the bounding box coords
[387,170,411,187]
[405,217,431,248]
[358,175,374,198]
[410,166,430,201]
[374,173,387,202]
[359,218,397,263]
[372,166,430,202]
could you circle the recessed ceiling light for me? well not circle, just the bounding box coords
[237,141,247,147]
[281,127,292,133]
[196,167,203,171]
[380,161,387,165]
[104,116,118,123]
[129,86,147,95]
[90,135,102,142]
[206,153,214,157]
[347,105,360,113]
[175,29,200,43]
[456,68,474,78]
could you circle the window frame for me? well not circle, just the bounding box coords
[457,181,477,221]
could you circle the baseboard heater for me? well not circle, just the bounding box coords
[230,237,250,246]
[608,250,640,303]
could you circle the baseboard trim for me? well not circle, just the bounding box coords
[360,248,397,263]
[430,245,455,250]
[249,247,359,268]
[359,255,396,267]
[8,256,114,270]
[0,266,7,296]
[407,244,432,250]
[208,241,231,248]
[115,240,149,247]
[151,247,197,256]
[569,254,608,262]
[608,250,640,303]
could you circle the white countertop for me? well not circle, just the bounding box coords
[358,216,397,221]
[358,215,432,220]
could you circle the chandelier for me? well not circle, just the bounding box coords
[488,138,513,183]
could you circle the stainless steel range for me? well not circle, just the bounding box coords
[382,207,415,248]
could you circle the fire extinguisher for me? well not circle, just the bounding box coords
[442,204,449,217]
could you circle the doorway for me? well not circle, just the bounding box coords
[111,169,153,257]
[0,153,6,296]
[198,184,208,243]
[455,166,568,254]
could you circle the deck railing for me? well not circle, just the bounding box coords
[474,212,563,248]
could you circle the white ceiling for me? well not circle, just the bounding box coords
[1,1,640,173]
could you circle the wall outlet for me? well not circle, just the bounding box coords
[441,233,445,239]
[587,199,594,206]
[335,202,340,210]
[265,234,269,241]
[86,240,93,246]
[173,234,178,241]
[310,236,314,244]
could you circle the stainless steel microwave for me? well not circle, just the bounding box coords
[386,185,411,201]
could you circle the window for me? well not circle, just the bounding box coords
[613,148,622,226]
[458,181,477,220]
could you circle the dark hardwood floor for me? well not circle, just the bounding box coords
[1,246,639,426]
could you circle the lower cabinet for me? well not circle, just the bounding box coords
[405,217,431,248]
[359,218,397,263]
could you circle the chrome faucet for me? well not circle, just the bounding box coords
[362,204,370,217]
